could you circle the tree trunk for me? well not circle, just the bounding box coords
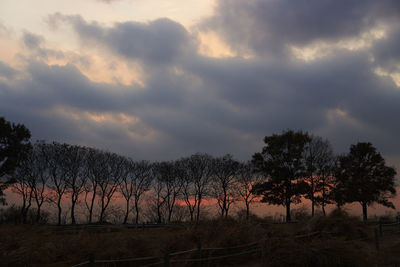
[196,198,201,223]
[88,187,97,224]
[123,200,130,224]
[362,202,368,222]
[157,204,162,224]
[71,198,76,225]
[245,201,250,220]
[286,200,291,223]
[321,187,326,216]
[36,203,42,223]
[321,202,326,216]
[57,197,62,225]
[311,200,315,217]
[189,208,194,222]
[311,179,315,217]
[135,200,140,224]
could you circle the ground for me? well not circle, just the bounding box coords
[1,214,400,266]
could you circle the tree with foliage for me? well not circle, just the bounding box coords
[0,117,31,205]
[336,142,396,221]
[252,130,310,222]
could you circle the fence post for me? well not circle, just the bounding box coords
[89,254,95,267]
[374,227,380,251]
[164,253,170,267]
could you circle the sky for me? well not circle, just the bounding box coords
[1,0,400,172]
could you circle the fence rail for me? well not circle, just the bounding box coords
[70,220,400,267]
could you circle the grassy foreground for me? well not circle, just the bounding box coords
[1,211,400,266]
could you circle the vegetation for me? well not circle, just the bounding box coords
[1,117,399,266]
[252,130,311,222]
[0,212,399,266]
[334,142,397,221]
[0,117,31,205]
[0,118,397,224]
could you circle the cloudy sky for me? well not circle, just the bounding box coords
[1,0,400,169]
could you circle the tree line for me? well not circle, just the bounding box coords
[0,117,397,224]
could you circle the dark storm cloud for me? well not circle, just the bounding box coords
[205,0,400,57]
[372,24,400,72]
[2,0,400,163]
[49,14,196,66]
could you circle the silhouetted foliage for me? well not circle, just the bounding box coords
[335,142,397,221]
[252,130,311,222]
[3,130,398,225]
[0,117,31,205]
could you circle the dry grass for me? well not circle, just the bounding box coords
[1,213,399,266]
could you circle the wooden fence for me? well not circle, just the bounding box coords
[69,221,400,267]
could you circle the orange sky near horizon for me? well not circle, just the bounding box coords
[4,186,400,222]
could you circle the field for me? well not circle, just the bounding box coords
[1,211,400,267]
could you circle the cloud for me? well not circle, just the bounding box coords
[2,0,400,166]
[49,14,196,66]
[0,61,18,79]
[204,0,400,58]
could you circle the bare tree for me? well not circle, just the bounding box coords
[97,152,125,223]
[46,142,69,225]
[158,161,183,223]
[30,142,50,222]
[131,160,153,224]
[180,154,214,222]
[64,145,87,224]
[212,155,239,218]
[236,162,261,220]
[304,136,335,216]
[150,162,167,223]
[11,155,33,223]
[119,158,153,224]
[178,159,197,222]
[120,158,135,224]
[83,147,104,224]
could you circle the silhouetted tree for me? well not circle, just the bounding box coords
[46,142,69,225]
[303,136,335,216]
[97,152,125,223]
[11,156,33,223]
[212,154,239,217]
[0,117,31,205]
[336,142,396,221]
[180,154,214,222]
[29,142,50,222]
[151,163,167,223]
[236,162,261,220]
[252,130,310,222]
[83,147,105,224]
[64,145,87,224]
[120,159,153,224]
[158,161,183,223]
[131,161,153,224]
